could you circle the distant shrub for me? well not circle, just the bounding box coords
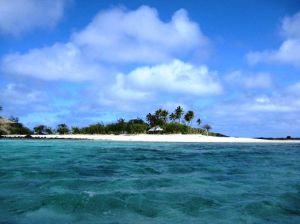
[210,132,228,137]
[81,123,105,134]
[105,123,124,134]
[164,123,189,134]
[185,127,203,134]
[45,128,53,135]
[71,127,81,134]
[56,124,70,135]
[127,118,147,125]
[126,123,147,134]
[33,125,53,135]
[9,123,32,135]
[0,129,6,135]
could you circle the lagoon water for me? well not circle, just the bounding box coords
[0,140,300,223]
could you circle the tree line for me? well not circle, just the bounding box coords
[1,105,218,136]
[32,106,214,135]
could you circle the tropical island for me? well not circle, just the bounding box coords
[0,105,218,136]
[1,105,299,143]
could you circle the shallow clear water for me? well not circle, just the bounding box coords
[0,140,300,223]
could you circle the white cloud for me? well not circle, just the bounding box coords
[247,11,300,68]
[281,12,300,38]
[2,43,105,81]
[72,6,210,64]
[1,6,210,81]
[0,0,68,35]
[225,71,273,89]
[117,60,222,96]
[96,60,222,110]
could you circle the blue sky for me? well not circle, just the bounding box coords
[1,0,300,137]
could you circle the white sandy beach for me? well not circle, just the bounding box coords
[2,134,300,143]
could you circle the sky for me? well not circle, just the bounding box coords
[0,0,300,137]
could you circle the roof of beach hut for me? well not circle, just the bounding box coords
[148,126,163,132]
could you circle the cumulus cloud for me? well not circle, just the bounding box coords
[0,0,68,35]
[72,6,210,64]
[1,6,210,81]
[281,12,300,38]
[97,60,222,107]
[115,60,221,96]
[247,11,300,68]
[2,43,105,81]
[96,60,222,109]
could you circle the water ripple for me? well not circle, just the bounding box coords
[0,140,300,223]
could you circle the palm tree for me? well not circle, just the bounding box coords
[169,113,176,123]
[146,113,157,127]
[203,124,212,136]
[146,113,152,123]
[153,109,169,125]
[174,106,184,123]
[0,106,2,112]
[57,123,69,135]
[117,118,125,124]
[154,108,163,116]
[33,125,47,134]
[196,118,202,127]
[117,118,126,133]
[146,113,153,126]
[160,109,169,123]
[184,110,194,125]
[45,127,53,135]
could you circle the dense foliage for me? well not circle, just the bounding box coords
[33,125,53,134]
[8,123,32,135]
[0,105,222,136]
[72,119,148,135]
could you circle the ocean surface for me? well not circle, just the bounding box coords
[0,140,300,223]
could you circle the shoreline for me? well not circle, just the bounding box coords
[1,134,300,143]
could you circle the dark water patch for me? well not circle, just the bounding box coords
[279,191,300,215]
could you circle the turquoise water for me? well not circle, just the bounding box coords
[0,140,300,223]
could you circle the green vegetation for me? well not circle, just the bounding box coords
[56,124,70,135]
[33,125,53,135]
[175,106,184,123]
[146,109,169,127]
[184,110,194,125]
[75,118,148,135]
[0,106,32,135]
[0,105,225,136]
[8,123,32,135]
[164,123,189,134]
[203,124,212,136]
